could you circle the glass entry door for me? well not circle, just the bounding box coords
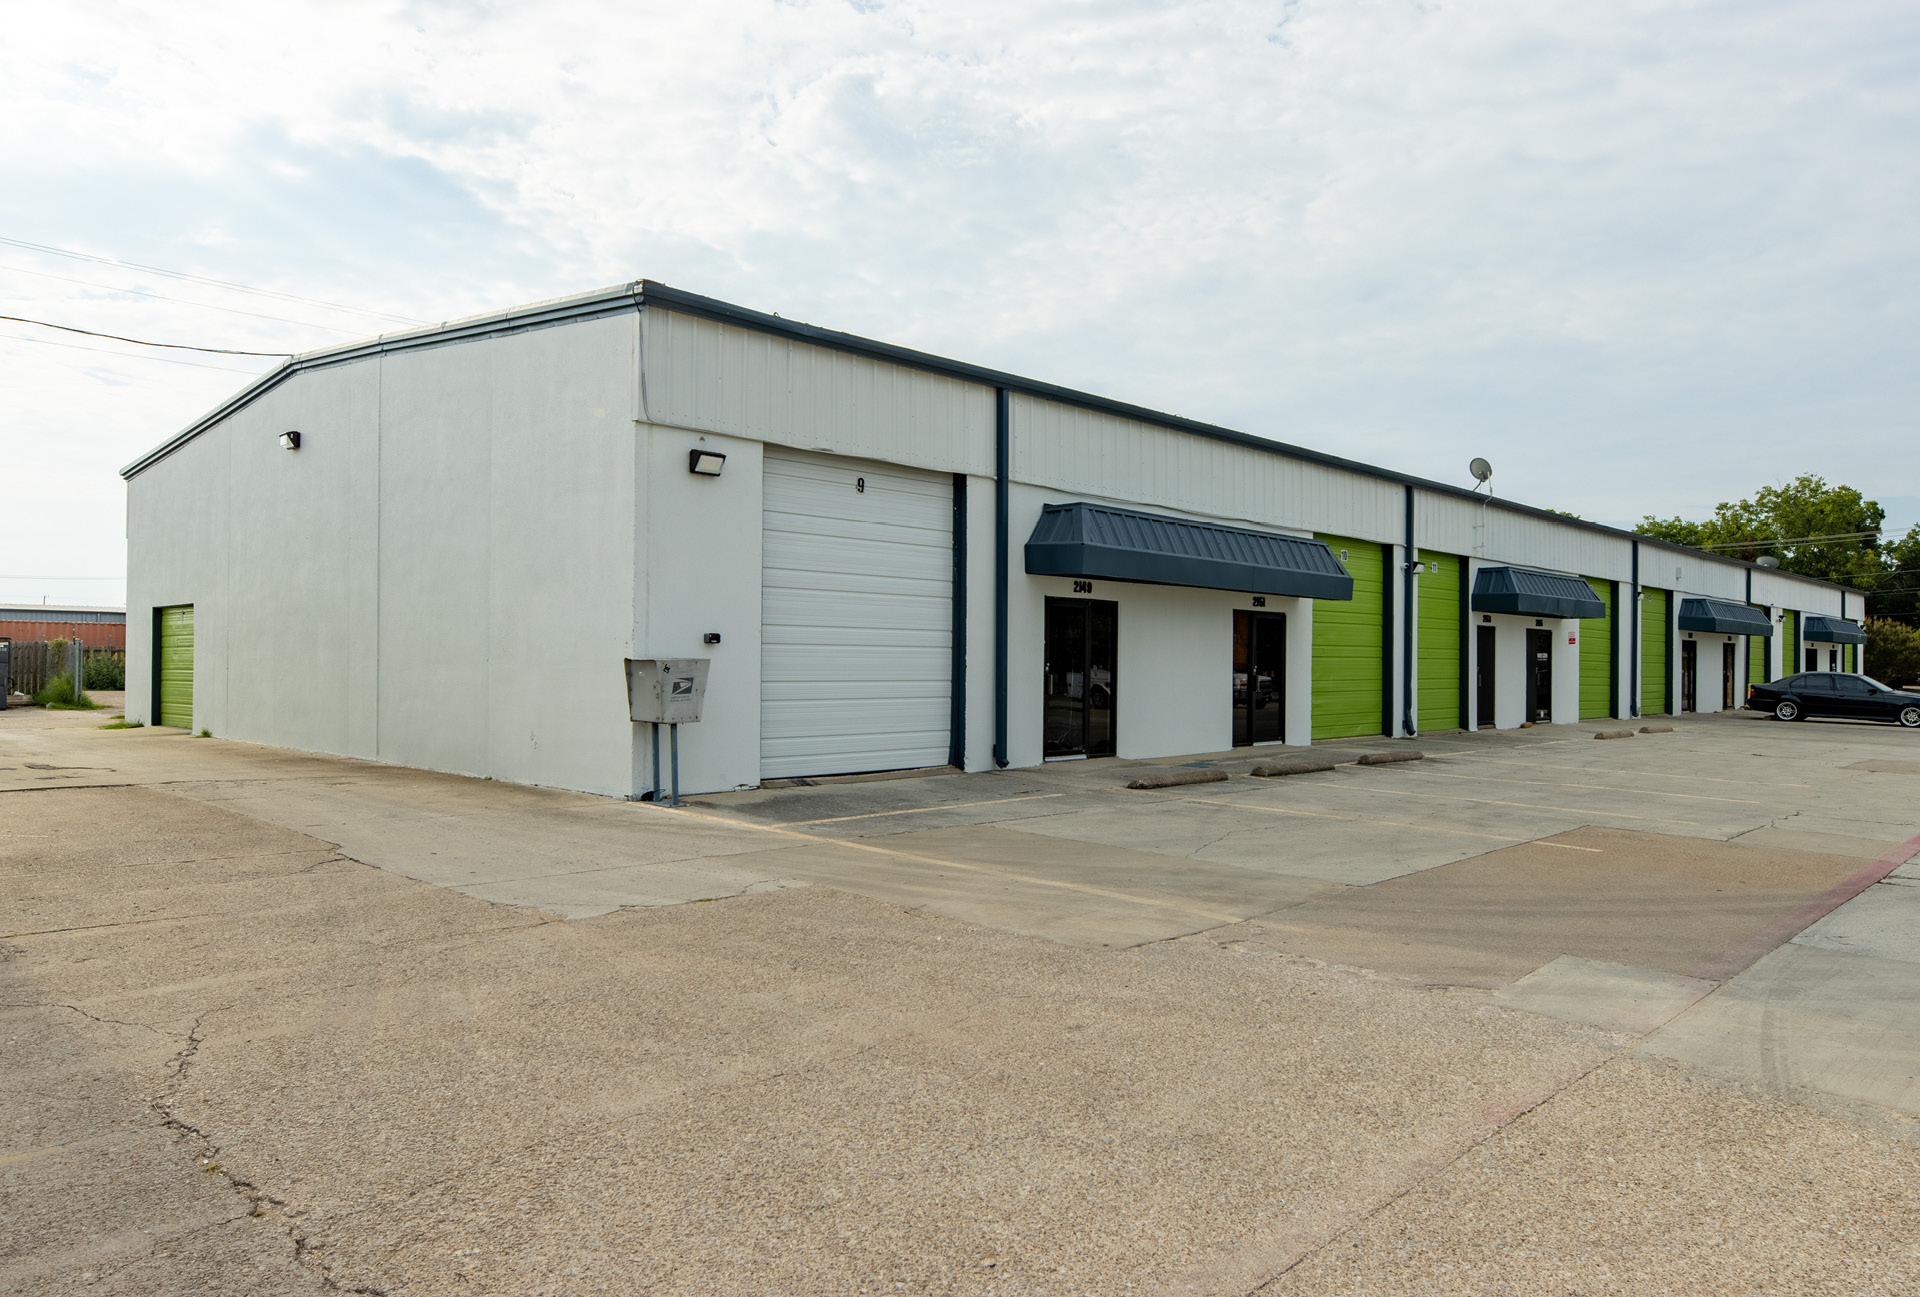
[1044,598,1118,758]
[1233,610,1287,745]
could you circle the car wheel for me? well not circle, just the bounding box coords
[1900,705,1920,729]
[1774,699,1800,721]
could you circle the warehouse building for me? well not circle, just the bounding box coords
[0,604,127,648]
[122,283,1864,797]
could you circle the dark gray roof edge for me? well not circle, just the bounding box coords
[119,278,1862,598]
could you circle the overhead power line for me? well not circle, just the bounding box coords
[1,332,271,374]
[0,234,429,326]
[1689,529,1881,548]
[0,263,360,334]
[0,315,293,357]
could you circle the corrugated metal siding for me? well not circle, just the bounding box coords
[1751,571,1844,615]
[761,449,953,778]
[1641,589,1670,715]
[0,619,129,648]
[1580,580,1615,719]
[1416,492,1634,581]
[1013,396,1402,540]
[1417,550,1462,731]
[1312,536,1386,739]
[644,310,993,475]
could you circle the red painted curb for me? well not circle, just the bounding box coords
[1690,830,1920,983]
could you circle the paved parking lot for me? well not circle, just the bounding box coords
[4,706,1918,1294]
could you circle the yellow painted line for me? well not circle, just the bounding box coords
[1386,767,1769,807]
[0,1146,66,1166]
[644,804,1242,923]
[776,792,1064,827]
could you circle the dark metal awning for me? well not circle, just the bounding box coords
[1803,615,1866,644]
[1470,566,1606,619]
[1678,598,1772,637]
[1024,502,1354,600]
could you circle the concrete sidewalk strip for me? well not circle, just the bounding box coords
[1492,956,1715,1035]
[1642,942,1920,1118]
[1789,879,1920,964]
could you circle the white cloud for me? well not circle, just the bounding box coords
[2,0,1917,603]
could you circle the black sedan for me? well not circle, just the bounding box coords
[1747,673,1920,727]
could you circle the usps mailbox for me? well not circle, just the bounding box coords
[626,658,710,805]
[625,658,710,724]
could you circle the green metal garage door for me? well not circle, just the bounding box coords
[1747,611,1768,687]
[1312,535,1385,739]
[1417,550,1462,732]
[1640,588,1669,716]
[1782,610,1798,674]
[158,605,194,729]
[1580,579,1614,719]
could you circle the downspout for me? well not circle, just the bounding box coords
[1629,541,1641,719]
[1402,485,1416,737]
[993,387,1010,768]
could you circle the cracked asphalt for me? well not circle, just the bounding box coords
[4,704,1920,1294]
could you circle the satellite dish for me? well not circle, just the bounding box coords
[1756,555,1781,568]
[1469,457,1493,485]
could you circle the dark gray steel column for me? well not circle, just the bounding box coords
[1402,485,1416,737]
[1629,541,1641,719]
[993,388,1010,768]
[949,474,967,769]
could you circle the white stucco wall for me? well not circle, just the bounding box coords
[126,314,640,796]
[633,425,765,796]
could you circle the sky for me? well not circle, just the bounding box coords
[3,0,1917,610]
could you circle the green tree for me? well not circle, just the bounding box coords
[1864,618,1920,685]
[1635,475,1887,585]
[1865,523,1920,623]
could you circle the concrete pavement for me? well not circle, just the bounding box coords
[5,704,1920,1293]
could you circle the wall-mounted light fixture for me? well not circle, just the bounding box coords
[688,449,726,476]
[703,632,722,645]
[280,431,302,451]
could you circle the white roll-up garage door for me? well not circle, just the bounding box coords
[762,448,953,779]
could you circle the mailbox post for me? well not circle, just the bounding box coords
[624,658,710,806]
